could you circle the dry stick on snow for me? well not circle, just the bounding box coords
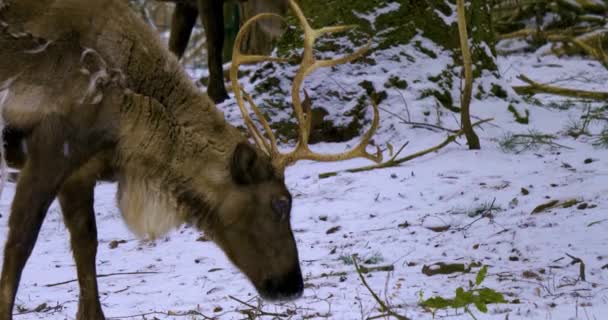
[513,75,608,100]
[352,255,411,320]
[319,118,493,178]
[456,0,480,149]
[307,264,395,281]
[108,310,214,320]
[547,32,608,67]
[566,253,587,282]
[45,271,160,287]
[497,26,599,40]
[228,295,291,318]
[379,106,457,133]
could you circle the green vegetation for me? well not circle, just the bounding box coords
[507,104,530,124]
[419,266,506,319]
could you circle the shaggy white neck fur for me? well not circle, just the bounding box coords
[117,176,184,239]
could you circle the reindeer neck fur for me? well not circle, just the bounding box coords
[116,92,244,239]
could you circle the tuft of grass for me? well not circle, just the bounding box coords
[593,127,608,148]
[507,104,530,124]
[449,200,503,218]
[498,130,571,154]
[339,252,384,265]
[338,254,354,265]
[467,201,502,218]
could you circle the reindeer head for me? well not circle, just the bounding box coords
[206,142,301,300]
[214,0,382,300]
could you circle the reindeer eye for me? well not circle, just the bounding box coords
[271,196,291,220]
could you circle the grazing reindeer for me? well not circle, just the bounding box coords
[158,0,287,103]
[0,0,379,319]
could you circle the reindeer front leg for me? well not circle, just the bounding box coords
[198,0,229,103]
[169,2,198,59]
[0,116,90,320]
[58,165,106,320]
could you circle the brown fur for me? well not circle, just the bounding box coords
[0,1,302,319]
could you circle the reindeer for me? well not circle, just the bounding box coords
[0,0,380,319]
[158,0,287,104]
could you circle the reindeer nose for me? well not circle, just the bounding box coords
[259,265,304,301]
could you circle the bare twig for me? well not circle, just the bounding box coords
[498,26,600,40]
[45,271,160,287]
[228,295,291,318]
[353,255,411,320]
[108,309,213,319]
[456,198,497,232]
[308,264,395,281]
[379,106,457,133]
[319,118,493,178]
[566,253,586,282]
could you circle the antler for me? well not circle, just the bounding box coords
[230,0,382,172]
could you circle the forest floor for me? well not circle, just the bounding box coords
[1,29,608,320]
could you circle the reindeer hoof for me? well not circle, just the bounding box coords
[207,84,229,104]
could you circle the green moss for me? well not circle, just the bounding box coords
[254,76,283,96]
[270,120,298,142]
[358,80,387,104]
[421,89,459,112]
[384,76,408,89]
[414,41,438,59]
[490,83,508,99]
[508,104,530,124]
[475,84,486,99]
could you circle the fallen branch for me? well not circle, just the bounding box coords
[308,264,395,281]
[379,106,457,133]
[498,26,599,40]
[353,255,411,320]
[14,302,65,316]
[421,262,470,277]
[513,75,608,100]
[108,310,213,320]
[45,271,160,287]
[228,295,292,318]
[319,118,493,178]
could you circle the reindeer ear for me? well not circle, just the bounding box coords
[231,142,258,185]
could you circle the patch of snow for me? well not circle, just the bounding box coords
[353,2,401,30]
[1,2,608,319]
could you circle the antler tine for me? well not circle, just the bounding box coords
[230,12,287,155]
[231,0,382,172]
[241,88,277,156]
[267,0,380,171]
[273,98,383,171]
[307,41,371,76]
[286,0,372,146]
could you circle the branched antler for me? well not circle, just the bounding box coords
[230,0,382,172]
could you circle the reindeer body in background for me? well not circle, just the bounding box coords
[159,0,287,103]
[0,0,379,319]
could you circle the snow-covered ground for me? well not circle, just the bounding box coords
[2,18,608,320]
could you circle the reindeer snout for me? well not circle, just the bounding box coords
[259,266,304,301]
